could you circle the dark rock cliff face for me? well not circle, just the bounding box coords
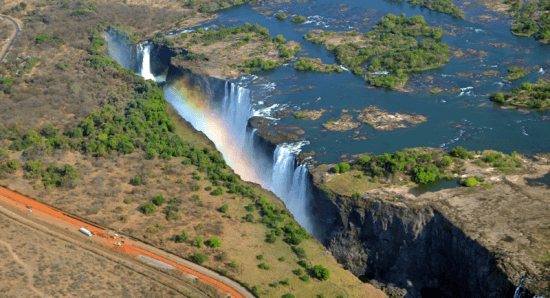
[308,166,549,298]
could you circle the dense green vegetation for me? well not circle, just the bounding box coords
[504,66,528,81]
[304,13,449,89]
[510,1,539,37]
[182,0,252,13]
[348,147,523,185]
[390,0,465,19]
[490,79,550,109]
[294,58,343,73]
[291,16,305,23]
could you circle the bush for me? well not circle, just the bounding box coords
[141,201,155,214]
[351,192,361,199]
[258,263,270,270]
[220,204,228,213]
[312,265,330,280]
[245,204,255,212]
[193,252,208,264]
[208,237,222,248]
[257,254,264,260]
[338,162,351,173]
[460,177,478,187]
[278,257,286,262]
[245,214,254,222]
[152,195,166,206]
[133,175,142,185]
[282,294,295,298]
[35,35,51,44]
[293,268,303,275]
[276,13,285,20]
[297,260,310,269]
[449,146,469,159]
[300,275,310,282]
[291,16,305,23]
[174,230,189,243]
[193,235,204,248]
[212,187,223,195]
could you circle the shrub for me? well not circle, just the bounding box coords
[205,186,212,191]
[141,202,155,214]
[338,162,350,173]
[220,204,228,213]
[174,230,189,243]
[460,177,478,187]
[351,192,361,199]
[146,226,158,233]
[258,262,270,270]
[208,237,222,248]
[245,204,255,212]
[278,257,285,262]
[297,260,310,269]
[193,235,204,248]
[276,13,285,20]
[257,254,264,260]
[152,195,166,206]
[300,275,310,282]
[312,265,330,280]
[193,185,201,191]
[245,214,254,222]
[293,268,303,275]
[176,178,183,184]
[282,294,295,298]
[193,252,208,264]
[133,175,142,185]
[291,16,305,23]
[124,197,132,205]
[449,146,469,159]
[116,205,124,212]
[35,35,51,44]
[212,187,223,195]
[294,111,307,119]
[294,246,306,259]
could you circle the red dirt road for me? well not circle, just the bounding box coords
[0,186,247,298]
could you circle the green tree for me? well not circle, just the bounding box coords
[460,177,478,187]
[141,201,155,214]
[152,195,166,206]
[133,175,143,185]
[338,162,350,173]
[193,235,204,248]
[220,204,228,213]
[282,294,295,298]
[312,265,330,280]
[193,252,208,264]
[174,230,189,243]
[208,237,222,248]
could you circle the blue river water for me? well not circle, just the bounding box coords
[169,0,550,164]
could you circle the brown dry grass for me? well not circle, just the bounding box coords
[0,213,183,298]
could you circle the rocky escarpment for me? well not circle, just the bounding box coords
[309,160,550,298]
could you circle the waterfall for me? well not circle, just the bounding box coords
[164,80,316,235]
[138,44,155,81]
[270,141,314,233]
[513,277,547,298]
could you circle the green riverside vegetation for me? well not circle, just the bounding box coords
[304,13,449,89]
[338,147,522,186]
[390,0,465,19]
[490,79,550,109]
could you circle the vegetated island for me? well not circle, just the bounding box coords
[485,0,550,44]
[357,106,428,130]
[490,79,550,109]
[303,13,449,89]
[163,23,301,79]
[389,0,465,19]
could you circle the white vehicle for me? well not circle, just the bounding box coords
[79,228,92,237]
[114,242,121,246]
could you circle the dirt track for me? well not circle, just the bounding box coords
[0,186,253,298]
[0,15,20,63]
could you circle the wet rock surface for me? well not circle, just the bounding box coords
[356,106,428,131]
[248,116,305,146]
[309,157,550,298]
